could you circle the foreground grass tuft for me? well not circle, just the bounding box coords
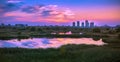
[0,44,120,62]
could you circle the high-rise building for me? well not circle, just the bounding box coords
[81,22,84,28]
[90,22,94,28]
[85,20,89,28]
[77,21,80,27]
[72,22,75,27]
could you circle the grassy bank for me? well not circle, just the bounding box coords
[102,37,120,48]
[0,33,111,40]
[0,44,120,62]
[0,26,119,39]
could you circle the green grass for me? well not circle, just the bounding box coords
[0,44,120,62]
[102,37,120,48]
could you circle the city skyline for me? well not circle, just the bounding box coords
[72,20,95,28]
[0,0,120,26]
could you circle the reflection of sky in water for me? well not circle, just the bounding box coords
[0,38,106,49]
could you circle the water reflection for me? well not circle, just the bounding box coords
[0,38,106,49]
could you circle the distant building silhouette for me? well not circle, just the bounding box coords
[1,23,5,27]
[72,20,95,28]
[77,21,80,27]
[72,22,75,27]
[85,20,89,28]
[90,22,94,28]
[81,22,84,28]
[15,24,27,28]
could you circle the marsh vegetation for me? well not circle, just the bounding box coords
[0,25,120,62]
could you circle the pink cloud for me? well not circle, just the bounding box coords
[4,11,34,17]
[4,5,75,23]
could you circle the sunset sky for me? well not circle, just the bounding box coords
[0,0,120,26]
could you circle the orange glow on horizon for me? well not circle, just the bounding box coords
[72,6,120,22]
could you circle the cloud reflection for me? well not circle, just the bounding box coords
[0,38,106,49]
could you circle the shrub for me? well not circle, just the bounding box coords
[118,34,120,39]
[92,28,101,33]
[116,27,120,33]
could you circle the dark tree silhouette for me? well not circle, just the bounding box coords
[92,28,101,33]
[30,27,36,31]
[116,27,120,33]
